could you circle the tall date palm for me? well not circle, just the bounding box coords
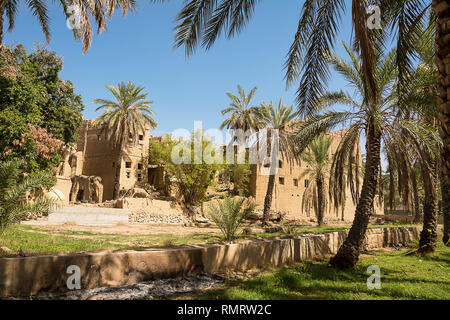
[299,134,333,226]
[93,81,157,199]
[293,43,438,267]
[383,22,442,252]
[255,100,297,226]
[156,0,450,258]
[219,85,261,135]
[433,0,450,246]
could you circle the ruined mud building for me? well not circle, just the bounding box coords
[55,119,383,221]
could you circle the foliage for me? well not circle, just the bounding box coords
[148,135,177,196]
[93,81,157,148]
[0,160,59,234]
[206,196,256,243]
[255,99,299,166]
[148,134,176,165]
[219,163,252,197]
[299,134,333,222]
[0,44,83,177]
[94,81,157,199]
[292,41,440,212]
[148,133,222,206]
[254,99,298,225]
[382,21,441,220]
[167,0,431,122]
[0,1,136,53]
[220,85,261,134]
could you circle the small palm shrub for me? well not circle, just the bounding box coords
[207,196,256,243]
[0,160,59,233]
[282,223,297,236]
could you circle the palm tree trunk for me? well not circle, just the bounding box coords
[262,173,275,226]
[316,176,325,226]
[388,170,395,210]
[329,119,381,269]
[113,148,123,200]
[262,127,277,227]
[434,0,450,245]
[411,165,421,223]
[418,156,438,254]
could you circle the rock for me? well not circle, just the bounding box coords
[128,211,189,225]
[38,274,225,300]
[0,247,14,256]
[195,222,212,228]
[195,215,209,224]
[246,211,263,220]
[264,226,282,233]
[132,188,150,198]
[183,221,195,227]
[18,249,27,257]
[269,212,281,221]
[190,206,201,215]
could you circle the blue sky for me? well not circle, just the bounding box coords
[4,0,355,137]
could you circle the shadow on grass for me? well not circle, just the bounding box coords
[187,244,450,300]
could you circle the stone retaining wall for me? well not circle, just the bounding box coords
[0,226,421,297]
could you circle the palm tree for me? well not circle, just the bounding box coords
[382,23,442,252]
[299,135,333,226]
[384,121,441,254]
[166,0,450,252]
[220,85,261,138]
[0,160,58,233]
[292,42,439,268]
[0,0,135,53]
[433,0,450,246]
[255,100,297,226]
[93,81,157,199]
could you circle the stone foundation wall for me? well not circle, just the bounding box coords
[115,198,183,214]
[0,227,420,297]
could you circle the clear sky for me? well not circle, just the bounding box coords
[4,0,355,137]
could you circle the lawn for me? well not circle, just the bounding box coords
[0,225,222,256]
[0,222,422,257]
[177,241,450,300]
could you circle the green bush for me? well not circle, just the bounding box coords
[148,133,222,205]
[207,196,255,243]
[219,163,252,196]
[0,160,59,233]
[0,44,84,177]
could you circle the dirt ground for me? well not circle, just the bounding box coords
[21,220,219,236]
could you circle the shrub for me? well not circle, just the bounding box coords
[0,160,59,233]
[207,196,255,243]
[0,44,84,177]
[282,223,297,236]
[218,163,252,196]
[148,133,222,206]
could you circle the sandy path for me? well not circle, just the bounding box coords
[22,220,219,236]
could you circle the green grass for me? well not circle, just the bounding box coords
[0,225,223,256]
[178,242,450,300]
[0,226,134,255]
[0,222,423,256]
